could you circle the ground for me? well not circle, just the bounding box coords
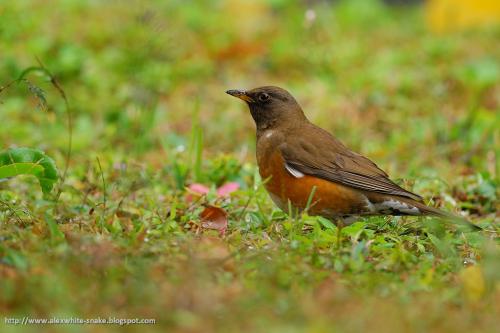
[0,1,499,332]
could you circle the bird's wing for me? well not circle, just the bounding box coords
[279,125,423,201]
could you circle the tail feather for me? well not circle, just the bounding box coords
[404,199,482,231]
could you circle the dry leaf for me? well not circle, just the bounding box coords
[200,205,228,236]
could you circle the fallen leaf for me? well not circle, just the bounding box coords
[200,205,228,236]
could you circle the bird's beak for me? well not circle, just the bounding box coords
[226,89,254,103]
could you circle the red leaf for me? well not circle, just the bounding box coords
[200,205,228,236]
[216,182,240,197]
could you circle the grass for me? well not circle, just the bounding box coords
[0,1,499,332]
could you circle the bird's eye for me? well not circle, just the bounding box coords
[258,93,270,102]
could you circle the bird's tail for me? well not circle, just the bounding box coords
[404,199,482,231]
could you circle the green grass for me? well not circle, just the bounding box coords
[0,1,499,332]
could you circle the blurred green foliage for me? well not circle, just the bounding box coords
[0,1,498,332]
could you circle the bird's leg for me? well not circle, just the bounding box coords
[336,218,344,249]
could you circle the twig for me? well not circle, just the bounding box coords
[96,156,107,232]
[34,57,73,204]
[0,79,20,96]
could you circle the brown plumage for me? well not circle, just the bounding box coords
[226,86,478,229]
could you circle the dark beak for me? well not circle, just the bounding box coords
[226,89,254,103]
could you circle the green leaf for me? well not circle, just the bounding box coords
[317,216,336,230]
[0,147,59,194]
[342,222,366,239]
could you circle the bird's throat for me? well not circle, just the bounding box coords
[249,108,277,132]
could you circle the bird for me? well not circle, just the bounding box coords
[226,86,479,231]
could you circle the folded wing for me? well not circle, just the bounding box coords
[279,125,423,202]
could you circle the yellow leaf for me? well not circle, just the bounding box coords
[426,0,500,33]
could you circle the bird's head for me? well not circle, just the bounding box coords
[226,86,307,131]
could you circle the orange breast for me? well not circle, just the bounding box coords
[258,151,368,217]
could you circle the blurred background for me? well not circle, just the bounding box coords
[1,1,499,332]
[1,0,498,180]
